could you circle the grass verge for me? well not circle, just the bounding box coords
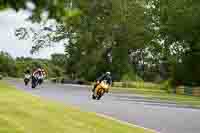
[112,86,200,108]
[0,81,155,133]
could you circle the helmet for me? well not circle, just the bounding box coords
[37,68,42,71]
[106,72,111,75]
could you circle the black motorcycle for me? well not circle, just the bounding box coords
[24,74,31,86]
[31,75,44,88]
[31,76,39,88]
[38,78,43,85]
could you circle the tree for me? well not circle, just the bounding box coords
[0,51,17,77]
[69,0,146,80]
[51,53,66,68]
[144,0,200,85]
[0,0,79,22]
[160,0,200,85]
[12,0,147,81]
[16,56,65,78]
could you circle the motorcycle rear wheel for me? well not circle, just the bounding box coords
[92,94,96,100]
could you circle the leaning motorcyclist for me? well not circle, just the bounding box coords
[24,68,31,85]
[32,67,46,83]
[24,68,31,79]
[92,72,112,93]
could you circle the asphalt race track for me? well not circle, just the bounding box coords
[9,80,200,133]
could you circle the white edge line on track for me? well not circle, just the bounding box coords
[26,91,160,133]
[96,113,160,133]
[12,82,160,133]
[25,91,159,133]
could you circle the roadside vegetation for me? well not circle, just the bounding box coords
[1,50,200,108]
[111,82,200,108]
[0,81,154,133]
[0,51,66,78]
[0,1,200,103]
[0,0,200,132]
[1,0,200,87]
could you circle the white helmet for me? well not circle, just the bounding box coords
[106,72,111,75]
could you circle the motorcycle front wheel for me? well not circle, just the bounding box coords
[96,88,105,100]
[31,77,38,88]
[32,83,36,88]
[92,94,96,100]
[24,79,29,86]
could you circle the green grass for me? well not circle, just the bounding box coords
[113,82,161,90]
[112,87,166,94]
[0,81,154,133]
[140,93,200,108]
[111,85,200,108]
[90,81,200,108]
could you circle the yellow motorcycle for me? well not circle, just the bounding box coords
[92,80,110,100]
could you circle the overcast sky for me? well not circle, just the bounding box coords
[0,9,65,59]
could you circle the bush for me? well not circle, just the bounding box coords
[122,82,137,88]
[172,54,200,86]
[112,82,123,87]
[160,79,174,93]
[0,74,2,80]
[121,71,138,81]
[50,78,60,83]
[113,81,161,90]
[1,73,8,77]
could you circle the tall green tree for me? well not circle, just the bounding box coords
[64,0,146,80]
[51,53,66,68]
[11,0,146,81]
[0,51,17,77]
[146,0,200,85]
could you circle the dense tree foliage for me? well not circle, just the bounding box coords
[0,51,17,77]
[1,0,200,85]
[0,51,65,78]
[62,0,147,80]
[145,0,200,85]
[159,0,200,85]
[51,53,66,69]
[10,0,146,81]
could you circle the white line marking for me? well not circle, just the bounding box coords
[96,113,160,133]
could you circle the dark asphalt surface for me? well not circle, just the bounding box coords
[9,80,200,133]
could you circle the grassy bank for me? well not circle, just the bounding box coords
[112,82,200,108]
[138,93,200,108]
[0,81,154,133]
